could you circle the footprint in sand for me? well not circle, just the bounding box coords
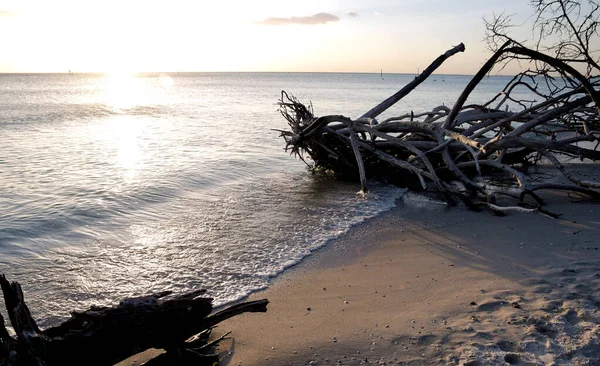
[496,340,517,352]
[503,353,522,365]
[476,300,508,312]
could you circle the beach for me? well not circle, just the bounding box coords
[4,1,600,364]
[0,72,463,319]
[209,190,600,365]
[1,72,598,365]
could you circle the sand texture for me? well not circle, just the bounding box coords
[213,191,600,366]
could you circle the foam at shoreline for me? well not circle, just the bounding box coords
[212,187,600,365]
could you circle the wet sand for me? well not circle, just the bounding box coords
[213,191,600,365]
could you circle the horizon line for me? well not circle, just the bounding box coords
[0,70,518,77]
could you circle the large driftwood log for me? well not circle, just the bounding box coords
[278,40,600,213]
[0,274,268,365]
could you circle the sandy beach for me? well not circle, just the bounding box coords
[208,190,600,366]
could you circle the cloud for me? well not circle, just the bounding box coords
[347,11,359,18]
[257,12,339,26]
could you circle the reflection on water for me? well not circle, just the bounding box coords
[0,72,518,326]
[108,116,142,184]
[102,72,144,110]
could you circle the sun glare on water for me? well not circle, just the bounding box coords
[95,69,177,186]
[112,116,142,184]
[98,70,145,185]
[102,70,143,110]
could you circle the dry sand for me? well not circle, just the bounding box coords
[210,191,600,366]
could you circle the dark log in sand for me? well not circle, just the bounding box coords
[0,274,268,365]
[277,33,600,213]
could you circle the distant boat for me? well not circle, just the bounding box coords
[381,69,383,80]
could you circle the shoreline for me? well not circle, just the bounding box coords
[117,187,600,366]
[212,191,600,365]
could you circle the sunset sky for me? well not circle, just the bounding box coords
[0,0,535,74]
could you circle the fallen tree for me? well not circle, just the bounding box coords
[0,274,268,365]
[278,1,600,214]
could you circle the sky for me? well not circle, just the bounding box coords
[0,0,536,74]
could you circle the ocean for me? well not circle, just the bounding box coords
[0,72,520,327]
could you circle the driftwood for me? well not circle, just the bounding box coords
[277,39,600,213]
[0,274,268,365]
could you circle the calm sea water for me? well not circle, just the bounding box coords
[0,72,518,327]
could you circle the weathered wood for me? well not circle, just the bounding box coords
[504,45,600,113]
[347,125,369,193]
[278,40,600,213]
[0,275,268,366]
[442,41,511,129]
[361,43,465,119]
[0,275,47,366]
[0,312,17,366]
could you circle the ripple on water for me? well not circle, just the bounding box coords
[1,170,405,327]
[2,72,519,326]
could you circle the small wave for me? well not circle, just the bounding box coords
[0,103,171,127]
[0,172,406,326]
[106,105,171,118]
[0,72,517,326]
